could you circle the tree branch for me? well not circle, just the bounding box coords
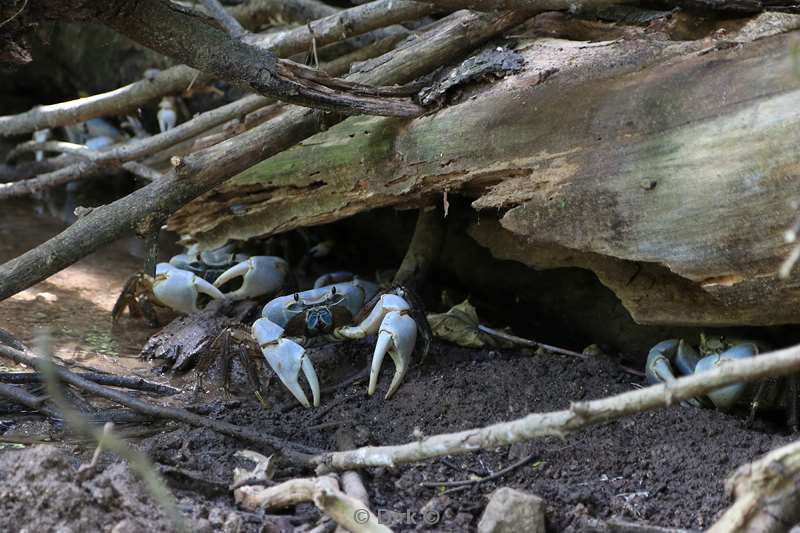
[92,0,423,117]
[0,29,411,198]
[0,343,318,463]
[0,0,432,136]
[200,0,247,39]
[0,10,529,301]
[311,341,800,472]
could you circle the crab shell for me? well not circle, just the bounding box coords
[262,279,379,335]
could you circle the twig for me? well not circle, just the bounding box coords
[251,0,435,58]
[234,475,392,533]
[227,0,337,30]
[76,421,114,480]
[0,371,180,396]
[420,451,539,488]
[312,341,800,472]
[201,0,247,39]
[0,344,320,464]
[709,439,800,533]
[477,325,588,359]
[0,382,60,419]
[0,94,269,199]
[0,0,28,29]
[122,161,166,181]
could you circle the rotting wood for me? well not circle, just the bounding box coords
[169,21,800,326]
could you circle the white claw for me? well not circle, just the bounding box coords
[368,311,416,399]
[214,256,288,300]
[253,318,320,408]
[151,262,224,314]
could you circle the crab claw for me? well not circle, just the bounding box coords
[369,311,416,399]
[694,343,758,410]
[645,339,704,408]
[253,318,320,407]
[152,263,225,314]
[214,256,288,301]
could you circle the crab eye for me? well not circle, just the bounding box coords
[293,293,300,302]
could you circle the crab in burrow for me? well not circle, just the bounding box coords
[116,242,429,408]
[645,334,800,428]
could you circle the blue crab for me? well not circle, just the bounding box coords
[645,335,799,426]
[646,336,760,409]
[113,245,288,323]
[247,279,419,407]
[116,245,423,407]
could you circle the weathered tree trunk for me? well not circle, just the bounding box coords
[169,16,800,327]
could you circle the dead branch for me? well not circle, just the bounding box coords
[424,0,770,11]
[0,382,60,419]
[312,341,800,472]
[0,0,428,136]
[0,343,320,463]
[2,29,406,197]
[96,0,424,116]
[0,371,179,395]
[201,0,247,39]
[422,0,626,12]
[0,94,268,199]
[235,474,392,532]
[227,0,337,30]
[250,0,435,54]
[0,10,527,302]
[420,451,539,489]
[0,65,203,137]
[709,439,800,533]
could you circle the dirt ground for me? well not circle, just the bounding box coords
[0,200,796,532]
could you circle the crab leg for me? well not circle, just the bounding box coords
[336,293,416,399]
[252,318,320,408]
[214,256,288,300]
[645,339,704,408]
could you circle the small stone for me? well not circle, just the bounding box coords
[222,512,244,533]
[35,292,58,303]
[478,487,546,533]
[192,518,214,533]
[110,520,139,533]
[582,344,604,357]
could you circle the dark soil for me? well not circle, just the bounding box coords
[28,339,782,533]
[0,200,794,532]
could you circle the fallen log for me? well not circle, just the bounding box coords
[169,14,800,326]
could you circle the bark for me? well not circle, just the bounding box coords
[169,18,800,326]
[0,10,530,301]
